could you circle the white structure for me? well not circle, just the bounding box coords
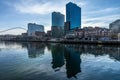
[27,23,44,36]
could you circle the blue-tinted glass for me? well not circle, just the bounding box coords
[52,12,64,27]
[66,2,81,29]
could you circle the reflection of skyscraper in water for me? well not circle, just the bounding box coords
[51,44,65,71]
[50,44,81,78]
[64,46,81,78]
[27,43,45,58]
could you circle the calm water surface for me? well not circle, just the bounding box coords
[0,41,120,80]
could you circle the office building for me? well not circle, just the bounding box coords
[64,21,70,34]
[66,2,81,30]
[27,23,44,37]
[109,19,120,32]
[51,12,65,38]
[52,12,64,27]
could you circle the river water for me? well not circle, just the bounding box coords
[0,41,120,80]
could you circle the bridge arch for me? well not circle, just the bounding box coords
[0,27,27,35]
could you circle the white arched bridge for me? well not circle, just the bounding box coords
[0,27,27,34]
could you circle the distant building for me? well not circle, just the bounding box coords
[75,29,84,39]
[83,27,111,40]
[35,31,45,38]
[27,23,44,37]
[47,30,52,37]
[52,12,64,27]
[21,33,27,37]
[66,2,81,30]
[64,21,70,34]
[109,19,120,32]
[52,27,64,38]
[51,12,64,38]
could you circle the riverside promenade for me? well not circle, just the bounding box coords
[1,38,120,45]
[47,40,120,45]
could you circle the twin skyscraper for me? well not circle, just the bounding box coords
[52,2,81,38]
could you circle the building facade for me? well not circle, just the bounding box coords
[64,21,70,34]
[83,27,111,40]
[51,12,64,38]
[52,12,64,27]
[27,23,44,37]
[109,19,120,32]
[66,2,81,30]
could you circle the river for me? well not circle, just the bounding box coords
[0,41,120,80]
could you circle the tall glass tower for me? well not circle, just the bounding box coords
[52,12,64,28]
[51,12,65,38]
[66,2,81,30]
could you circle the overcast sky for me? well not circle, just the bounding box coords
[0,0,120,35]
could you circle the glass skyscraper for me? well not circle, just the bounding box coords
[66,2,81,30]
[51,12,65,38]
[52,12,64,27]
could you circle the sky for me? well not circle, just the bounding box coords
[0,0,120,35]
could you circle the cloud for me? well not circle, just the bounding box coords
[13,0,64,15]
[14,2,65,15]
[88,7,120,14]
[12,0,86,15]
[77,1,88,7]
[82,6,120,28]
[82,14,120,27]
[84,14,120,22]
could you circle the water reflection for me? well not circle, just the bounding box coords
[27,42,45,58]
[64,44,120,61]
[50,43,81,78]
[49,44,120,78]
[0,42,120,80]
[64,46,81,78]
[51,44,65,71]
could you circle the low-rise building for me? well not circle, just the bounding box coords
[27,23,44,37]
[83,27,111,40]
[109,19,120,33]
[35,31,45,38]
